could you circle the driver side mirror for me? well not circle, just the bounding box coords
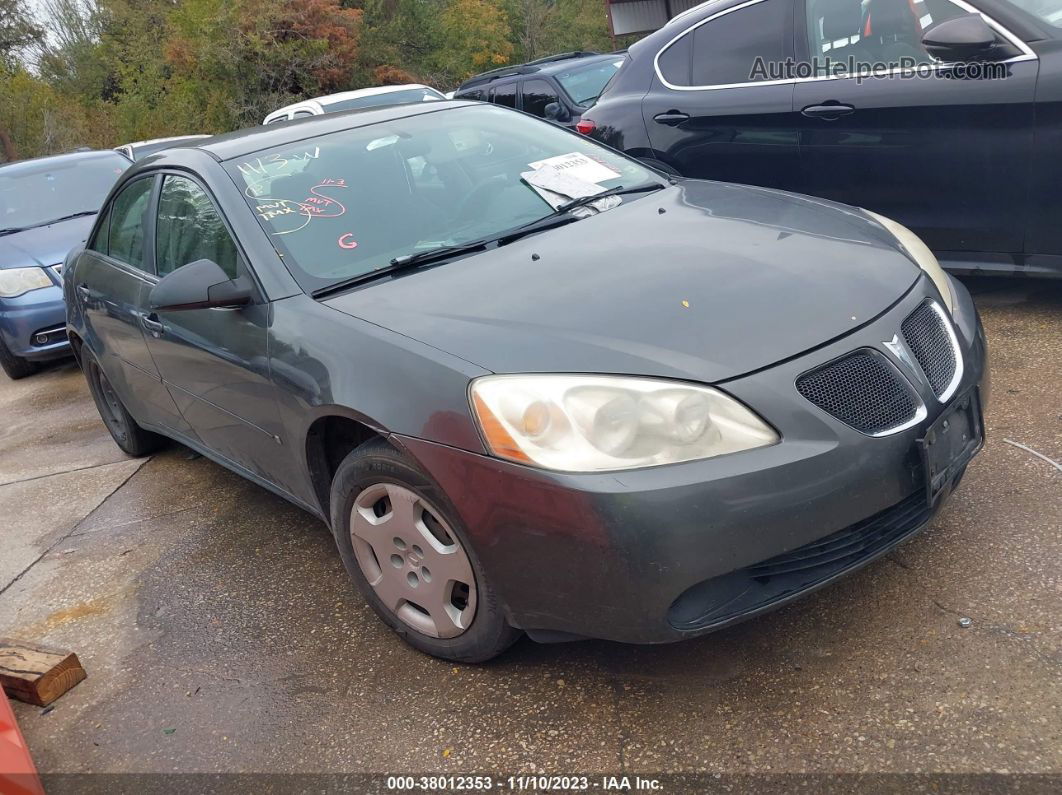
[921,14,1013,62]
[543,102,570,123]
[149,258,252,312]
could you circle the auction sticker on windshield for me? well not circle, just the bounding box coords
[528,152,620,184]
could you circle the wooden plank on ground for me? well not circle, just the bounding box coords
[0,638,86,706]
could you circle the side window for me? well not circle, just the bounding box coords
[491,83,517,108]
[458,88,485,101]
[155,175,240,279]
[107,177,154,270]
[88,204,111,255]
[806,0,968,70]
[520,79,561,118]
[658,31,694,86]
[688,0,790,86]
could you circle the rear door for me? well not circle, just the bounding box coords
[76,175,187,431]
[489,82,518,109]
[794,0,1037,256]
[641,0,803,190]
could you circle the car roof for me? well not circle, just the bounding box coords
[175,99,480,163]
[456,52,622,92]
[123,135,211,149]
[0,148,130,174]
[268,84,441,116]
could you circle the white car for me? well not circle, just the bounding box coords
[262,85,446,125]
[115,135,211,161]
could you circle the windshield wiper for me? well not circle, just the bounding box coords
[553,183,664,215]
[311,183,667,300]
[389,239,490,269]
[492,183,667,247]
[2,211,97,236]
[311,239,490,299]
[494,213,581,246]
[36,210,97,226]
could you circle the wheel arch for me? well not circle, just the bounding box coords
[67,329,84,367]
[304,409,394,521]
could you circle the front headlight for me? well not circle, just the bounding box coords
[470,374,778,472]
[0,267,53,298]
[864,210,956,314]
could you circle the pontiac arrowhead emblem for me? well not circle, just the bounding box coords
[884,334,917,375]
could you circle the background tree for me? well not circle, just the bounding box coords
[439,0,515,80]
[0,0,44,67]
[360,0,446,87]
[0,0,47,159]
[0,0,637,160]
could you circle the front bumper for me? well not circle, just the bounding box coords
[0,284,70,361]
[398,275,988,644]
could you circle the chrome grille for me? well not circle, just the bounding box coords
[796,350,922,435]
[901,301,959,399]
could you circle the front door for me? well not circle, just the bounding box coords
[641,0,803,190]
[143,173,286,487]
[519,78,576,128]
[794,0,1037,256]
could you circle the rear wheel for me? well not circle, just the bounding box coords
[330,440,520,662]
[0,336,39,380]
[82,351,165,456]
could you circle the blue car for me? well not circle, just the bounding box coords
[0,149,130,379]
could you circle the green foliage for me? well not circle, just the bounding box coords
[0,67,112,160]
[440,0,515,80]
[0,0,45,69]
[361,0,448,86]
[1,0,629,160]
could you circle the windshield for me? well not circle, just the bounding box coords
[0,153,128,232]
[555,59,625,106]
[325,88,444,113]
[226,104,658,292]
[1007,0,1062,27]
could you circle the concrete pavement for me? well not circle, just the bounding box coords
[0,278,1058,776]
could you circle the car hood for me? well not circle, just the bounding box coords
[323,181,919,383]
[0,215,96,270]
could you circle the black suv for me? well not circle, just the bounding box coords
[581,0,1062,278]
[453,51,626,128]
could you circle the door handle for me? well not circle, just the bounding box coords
[76,283,92,301]
[801,103,855,120]
[653,111,690,126]
[139,312,165,337]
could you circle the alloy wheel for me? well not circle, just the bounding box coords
[349,483,477,639]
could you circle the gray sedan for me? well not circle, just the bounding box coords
[65,101,987,662]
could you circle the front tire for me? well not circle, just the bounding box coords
[0,336,39,380]
[330,439,520,663]
[82,351,165,457]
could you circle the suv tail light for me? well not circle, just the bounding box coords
[575,118,596,135]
